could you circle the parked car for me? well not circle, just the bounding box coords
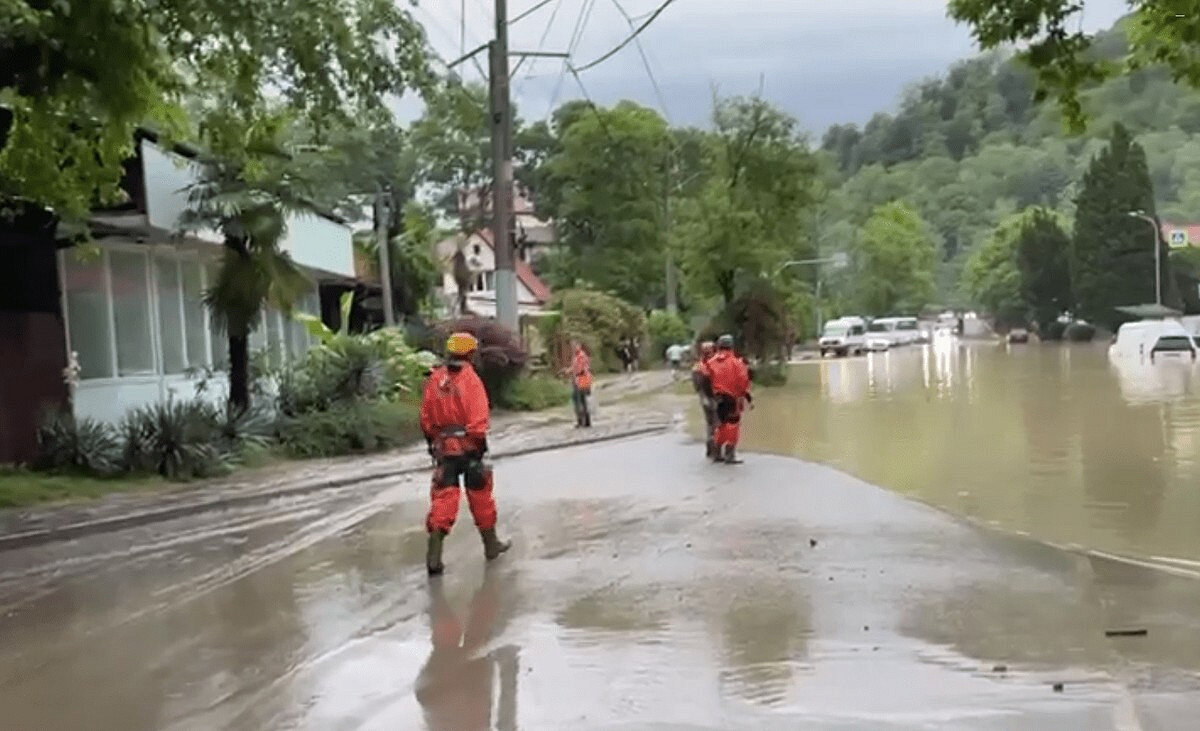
[819,316,867,357]
[869,316,921,346]
[864,336,891,352]
[1110,319,1198,362]
[1007,328,1029,344]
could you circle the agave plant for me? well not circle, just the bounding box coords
[36,411,120,475]
[120,400,232,480]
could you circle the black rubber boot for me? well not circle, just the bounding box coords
[426,531,446,575]
[723,445,743,464]
[480,528,512,560]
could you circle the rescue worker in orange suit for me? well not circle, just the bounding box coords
[421,332,511,575]
[570,341,593,428]
[707,334,752,464]
[691,341,718,458]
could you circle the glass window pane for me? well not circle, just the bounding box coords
[154,255,185,374]
[206,262,228,369]
[264,308,283,368]
[109,250,155,376]
[181,260,208,368]
[61,253,114,379]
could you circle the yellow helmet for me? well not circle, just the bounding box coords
[446,331,479,357]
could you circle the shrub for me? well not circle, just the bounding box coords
[276,400,420,458]
[277,327,428,414]
[1064,322,1097,342]
[647,310,691,361]
[700,279,792,362]
[433,317,528,402]
[542,289,646,372]
[751,361,788,387]
[499,375,571,411]
[118,400,235,480]
[36,411,120,475]
[1041,320,1068,341]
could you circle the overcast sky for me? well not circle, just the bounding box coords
[409,0,1129,136]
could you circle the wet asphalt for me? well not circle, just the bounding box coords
[2,430,1199,730]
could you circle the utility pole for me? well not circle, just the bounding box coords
[375,186,396,327]
[1129,210,1163,306]
[490,0,518,333]
[664,177,678,315]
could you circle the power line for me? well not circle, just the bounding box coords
[609,0,671,123]
[574,0,678,73]
[514,0,564,98]
[510,0,557,25]
[544,0,598,122]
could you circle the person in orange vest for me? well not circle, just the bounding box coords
[420,331,511,575]
[570,341,593,428]
[707,334,752,464]
[691,341,718,458]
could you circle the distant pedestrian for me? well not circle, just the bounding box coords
[692,341,718,459]
[627,339,641,372]
[708,334,752,464]
[666,342,686,378]
[570,341,593,428]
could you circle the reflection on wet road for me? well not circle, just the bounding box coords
[3,434,1200,728]
[740,342,1200,566]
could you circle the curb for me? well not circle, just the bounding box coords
[0,422,672,553]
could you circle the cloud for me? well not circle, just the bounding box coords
[411,0,1130,132]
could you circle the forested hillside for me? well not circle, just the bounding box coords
[816,19,1200,307]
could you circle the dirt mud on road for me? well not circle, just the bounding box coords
[2,431,1200,729]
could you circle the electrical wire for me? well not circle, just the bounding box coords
[574,0,678,73]
[514,0,564,98]
[544,0,598,122]
[609,0,672,123]
[510,0,558,25]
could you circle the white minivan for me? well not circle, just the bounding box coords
[819,316,867,357]
[1109,319,1198,362]
[868,316,921,346]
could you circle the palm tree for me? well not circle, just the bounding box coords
[180,157,312,411]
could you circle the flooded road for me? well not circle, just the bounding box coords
[741,340,1200,567]
[3,432,1200,728]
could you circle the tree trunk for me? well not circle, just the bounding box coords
[228,334,250,412]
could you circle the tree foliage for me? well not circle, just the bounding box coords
[1014,207,1072,331]
[961,216,1025,327]
[0,0,428,222]
[947,1,1200,131]
[851,202,937,315]
[1070,123,1167,329]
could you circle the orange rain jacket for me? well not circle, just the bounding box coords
[420,361,490,457]
[572,348,593,390]
[707,350,751,400]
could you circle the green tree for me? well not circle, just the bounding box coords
[961,215,1025,327]
[948,0,1200,131]
[1070,123,1167,329]
[674,96,817,306]
[1,0,428,223]
[539,101,671,306]
[179,122,314,411]
[1014,207,1072,331]
[851,202,937,315]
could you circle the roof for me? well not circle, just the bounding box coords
[475,228,552,303]
[1116,304,1183,319]
[1160,222,1200,246]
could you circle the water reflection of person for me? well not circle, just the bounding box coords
[414,570,519,731]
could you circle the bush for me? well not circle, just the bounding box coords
[36,411,120,475]
[1064,322,1097,342]
[277,327,428,415]
[1041,320,1068,341]
[276,400,421,458]
[499,375,571,411]
[118,400,236,480]
[541,289,646,372]
[751,362,788,387]
[700,279,791,362]
[647,310,692,361]
[434,317,528,403]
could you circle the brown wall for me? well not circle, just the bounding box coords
[0,209,69,464]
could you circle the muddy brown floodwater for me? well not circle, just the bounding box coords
[738,339,1200,569]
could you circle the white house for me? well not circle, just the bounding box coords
[434,228,552,319]
[59,135,356,424]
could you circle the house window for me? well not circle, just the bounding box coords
[61,253,115,379]
[154,254,186,374]
[108,250,155,376]
[206,263,228,369]
[181,260,209,369]
[472,271,496,292]
[473,244,482,256]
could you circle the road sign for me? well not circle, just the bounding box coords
[830,251,849,270]
[1169,229,1189,248]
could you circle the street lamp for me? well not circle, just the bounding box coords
[1128,210,1162,306]
[776,252,849,334]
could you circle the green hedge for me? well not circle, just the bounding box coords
[499,375,572,411]
[277,400,421,459]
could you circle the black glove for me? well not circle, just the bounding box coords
[477,436,489,456]
[425,435,435,456]
[745,392,753,404]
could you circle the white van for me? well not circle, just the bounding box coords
[868,316,921,346]
[819,316,867,357]
[1109,319,1198,361]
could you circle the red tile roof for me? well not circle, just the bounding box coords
[1160,222,1200,247]
[475,229,552,303]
